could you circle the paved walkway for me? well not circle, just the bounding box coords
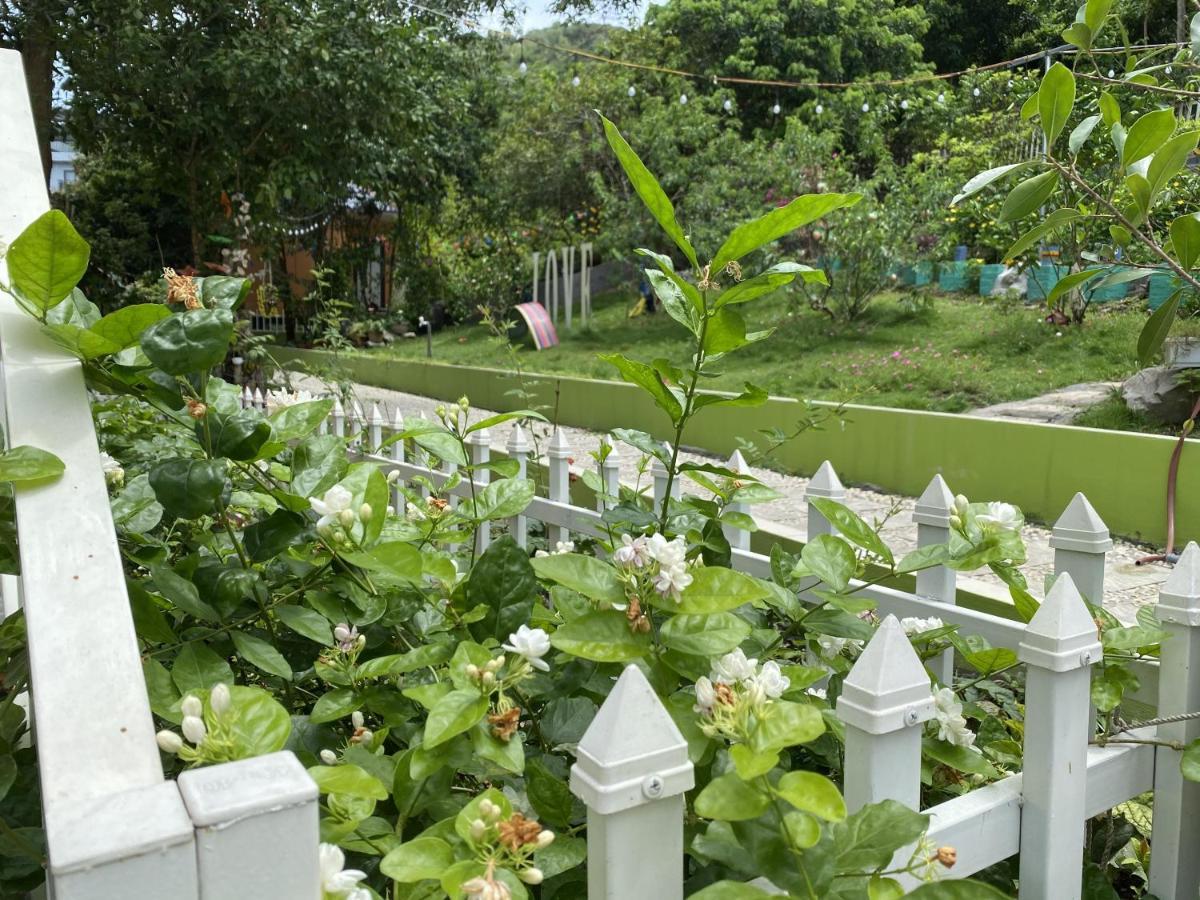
[293,376,1171,623]
[970,381,1120,425]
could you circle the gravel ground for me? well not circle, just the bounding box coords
[292,375,1172,624]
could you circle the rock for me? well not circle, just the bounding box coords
[1122,367,1196,425]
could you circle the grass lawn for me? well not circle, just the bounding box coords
[361,289,1199,415]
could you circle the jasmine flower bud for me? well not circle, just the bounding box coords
[319,749,338,765]
[182,715,207,744]
[386,469,401,484]
[156,730,183,754]
[181,695,202,719]
[338,508,356,528]
[535,829,555,848]
[466,664,481,679]
[469,818,487,841]
[479,798,501,821]
[359,503,372,523]
[457,396,469,411]
[519,867,544,885]
[209,683,231,717]
[351,711,365,730]
[481,671,496,687]
[949,514,962,530]
[953,494,969,516]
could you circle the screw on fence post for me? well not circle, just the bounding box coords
[1148,541,1200,899]
[651,444,681,508]
[805,460,844,538]
[368,403,383,454]
[569,666,694,900]
[722,449,752,553]
[177,752,318,900]
[547,428,572,549]
[836,615,936,813]
[913,474,957,685]
[468,427,492,555]
[507,424,531,548]
[1017,572,1101,900]
[331,397,345,438]
[597,435,620,513]
[1050,492,1112,608]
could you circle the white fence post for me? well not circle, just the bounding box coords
[836,615,935,812]
[548,428,572,548]
[389,407,405,512]
[468,427,491,555]
[722,449,752,553]
[177,752,319,900]
[1148,541,1200,899]
[805,460,844,538]
[913,474,957,685]
[652,446,680,509]
[507,424,531,548]
[570,665,694,900]
[1017,572,1101,900]
[367,403,383,454]
[331,397,345,438]
[597,435,620,512]
[349,402,365,448]
[1050,492,1111,607]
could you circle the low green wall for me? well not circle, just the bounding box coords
[275,348,1195,546]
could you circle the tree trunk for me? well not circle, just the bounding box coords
[1179,0,1188,43]
[20,17,54,186]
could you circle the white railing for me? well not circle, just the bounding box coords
[0,50,319,899]
[314,393,1199,900]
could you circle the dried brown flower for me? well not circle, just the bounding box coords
[488,707,521,742]
[163,267,201,309]
[186,399,208,419]
[497,813,542,851]
[935,846,957,868]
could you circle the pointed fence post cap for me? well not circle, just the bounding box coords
[913,474,955,528]
[369,403,384,426]
[570,665,694,815]
[506,422,531,453]
[1018,572,1102,671]
[467,426,491,447]
[391,407,405,429]
[1050,493,1113,554]
[332,397,345,416]
[600,434,620,465]
[836,616,935,734]
[806,460,845,499]
[1159,542,1200,626]
[727,449,749,475]
[548,427,571,458]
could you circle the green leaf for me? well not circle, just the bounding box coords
[536,834,586,879]
[1122,108,1177,166]
[275,605,333,645]
[703,306,752,355]
[463,410,548,436]
[1084,0,1113,34]
[660,612,751,655]
[1005,208,1085,259]
[140,309,235,375]
[1062,22,1092,50]
[1069,115,1101,155]
[1102,623,1167,651]
[1148,130,1200,196]
[1182,740,1200,781]
[730,744,779,779]
[225,685,291,756]
[243,509,307,562]
[1171,214,1200,269]
[454,788,513,842]
[962,647,1017,676]
[646,267,700,334]
[749,700,826,753]
[207,409,272,462]
[40,323,122,359]
[695,772,770,821]
[90,304,171,349]
[775,771,846,822]
[675,567,770,614]
[692,382,770,413]
[0,446,63,484]
[712,192,862,271]
[231,631,292,679]
[550,609,651,662]
[1138,288,1183,366]
[832,800,929,872]
[197,276,251,311]
[809,499,893,566]
[342,542,423,582]
[600,353,683,424]
[150,563,219,621]
[423,688,488,749]
[7,210,90,311]
[1020,91,1039,121]
[470,478,535,521]
[1038,63,1076,147]
[526,758,575,826]
[688,882,775,900]
[47,288,100,326]
[268,399,335,443]
[170,643,234,695]
[149,458,230,519]
[597,113,697,269]
[951,163,1030,206]
[467,535,538,642]
[715,262,826,308]
[357,644,453,679]
[801,534,858,593]
[1099,91,1121,126]
[311,687,361,724]
[291,434,349,498]
[895,543,950,574]
[380,837,454,883]
[308,763,389,800]
[531,553,625,604]
[1046,268,1106,307]
[998,170,1059,223]
[923,738,998,777]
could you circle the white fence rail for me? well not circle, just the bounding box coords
[0,50,319,899]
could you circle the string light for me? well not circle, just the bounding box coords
[723,98,733,112]
[772,101,781,115]
[900,98,909,110]
[972,86,981,96]
[571,75,580,87]
[815,103,824,114]
[679,93,688,104]
[628,85,636,97]
[518,60,527,76]
[937,92,945,103]
[1108,68,1115,77]
[861,101,869,112]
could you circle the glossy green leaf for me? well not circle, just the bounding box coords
[47,288,100,326]
[0,446,63,484]
[207,409,272,461]
[715,262,826,308]
[170,643,234,695]
[1084,0,1113,33]
[809,498,893,565]
[923,738,998,776]
[526,758,575,826]
[660,612,751,655]
[1099,91,1121,126]
[274,605,333,645]
[225,685,291,756]
[1068,115,1101,155]
[151,563,219,622]
[1138,288,1183,366]
[197,276,251,311]
[1148,130,1200,196]
[148,458,230,519]
[1122,108,1177,166]
[998,170,1059,223]
[342,541,423,582]
[951,162,1031,206]
[1005,208,1084,259]
[532,553,625,604]
[831,800,929,872]
[467,535,538,641]
[712,192,862,271]
[423,688,488,749]
[269,399,334,443]
[776,771,846,822]
[600,353,683,424]
[1182,740,1200,781]
[550,609,651,662]
[694,772,770,821]
[646,267,700,334]
[675,567,770,614]
[749,700,826,753]
[231,631,292,679]
[1172,214,1200,270]
[7,210,90,311]
[1061,21,1091,50]
[801,534,857,592]
[308,763,389,799]
[91,304,171,349]
[140,309,235,375]
[292,434,349,498]
[470,478,535,521]
[1046,268,1106,306]
[311,687,361,723]
[1038,62,1076,146]
[380,836,453,883]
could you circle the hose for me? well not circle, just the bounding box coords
[1136,392,1200,566]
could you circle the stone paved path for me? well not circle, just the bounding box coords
[292,375,1171,623]
[970,381,1121,425]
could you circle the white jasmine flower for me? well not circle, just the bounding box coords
[156,730,183,753]
[654,562,693,602]
[693,676,716,714]
[613,533,651,568]
[553,540,574,554]
[933,687,977,749]
[976,501,1020,534]
[320,749,338,766]
[462,877,511,900]
[710,648,758,684]
[266,388,315,411]
[351,711,365,730]
[749,660,790,699]
[209,683,231,716]
[405,501,426,522]
[816,635,850,659]
[311,485,354,530]
[647,533,687,569]
[99,451,124,486]
[333,623,359,653]
[900,616,944,636]
[182,715,206,744]
[502,625,552,671]
[319,843,368,898]
[180,695,203,719]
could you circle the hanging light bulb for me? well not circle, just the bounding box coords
[972,86,981,97]
[815,103,824,115]
[772,102,781,115]
[900,99,909,110]
[679,93,688,105]
[628,85,636,97]
[861,101,870,112]
[571,75,580,87]
[723,98,733,112]
[1007,79,1013,90]
[1166,65,1174,75]
[518,60,527,76]
[937,92,945,103]
[1108,68,1115,78]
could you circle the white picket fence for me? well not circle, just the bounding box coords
[2,46,1198,900]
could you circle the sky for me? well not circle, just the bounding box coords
[479,0,651,34]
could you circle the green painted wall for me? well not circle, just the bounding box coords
[275,348,1196,546]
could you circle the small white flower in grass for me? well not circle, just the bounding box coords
[613,533,651,569]
[156,730,183,753]
[181,695,202,719]
[693,676,716,714]
[933,687,977,749]
[311,485,354,530]
[182,715,206,744]
[209,683,231,717]
[503,625,552,671]
[710,648,757,684]
[319,843,369,898]
[976,501,1020,534]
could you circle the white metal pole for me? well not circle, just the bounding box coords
[805,460,844,538]
[1148,541,1200,898]
[507,424,531,548]
[331,397,345,438]
[367,403,383,455]
[569,666,693,900]
[547,428,572,549]
[837,615,935,812]
[722,449,752,553]
[913,474,957,685]
[468,428,492,555]
[1017,572,1101,900]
